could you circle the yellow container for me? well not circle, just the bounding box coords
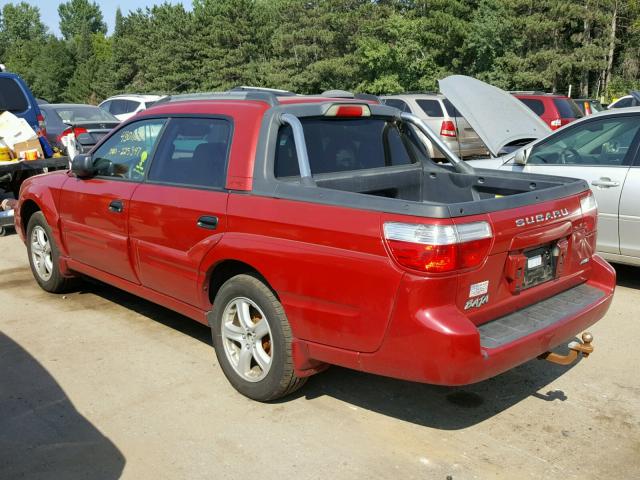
[0,146,11,162]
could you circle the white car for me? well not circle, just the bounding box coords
[607,92,640,110]
[98,94,163,122]
[438,76,640,267]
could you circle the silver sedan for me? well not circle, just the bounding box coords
[469,107,640,267]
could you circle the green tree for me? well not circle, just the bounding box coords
[58,0,107,40]
[0,2,46,53]
[192,0,261,90]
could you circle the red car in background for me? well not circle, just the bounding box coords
[513,92,583,130]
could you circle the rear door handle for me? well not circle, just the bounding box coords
[108,200,124,213]
[591,178,620,188]
[197,215,218,230]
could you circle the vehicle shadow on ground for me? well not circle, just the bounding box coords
[293,351,577,430]
[78,279,213,346]
[0,332,125,479]
[612,263,640,289]
[76,280,580,430]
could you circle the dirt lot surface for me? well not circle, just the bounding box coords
[0,232,639,480]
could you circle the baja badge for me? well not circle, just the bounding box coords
[465,294,489,310]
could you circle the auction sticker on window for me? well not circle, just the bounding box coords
[528,255,542,269]
[469,280,489,298]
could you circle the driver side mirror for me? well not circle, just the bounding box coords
[513,148,529,165]
[71,154,95,178]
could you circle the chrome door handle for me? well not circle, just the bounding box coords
[591,178,620,188]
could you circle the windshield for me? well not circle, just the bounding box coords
[274,117,427,177]
[53,105,119,123]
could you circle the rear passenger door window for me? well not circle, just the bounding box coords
[416,100,444,117]
[109,100,126,115]
[147,117,231,189]
[519,98,545,116]
[124,100,141,114]
[383,99,411,112]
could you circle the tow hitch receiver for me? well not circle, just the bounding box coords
[539,332,594,366]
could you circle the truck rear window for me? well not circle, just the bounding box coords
[274,117,426,177]
[0,78,29,113]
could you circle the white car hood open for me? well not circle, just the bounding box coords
[439,75,551,157]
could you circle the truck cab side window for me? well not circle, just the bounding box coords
[92,119,166,181]
[147,117,231,189]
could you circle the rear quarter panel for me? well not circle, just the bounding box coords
[215,194,405,353]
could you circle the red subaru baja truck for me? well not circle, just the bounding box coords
[16,91,615,401]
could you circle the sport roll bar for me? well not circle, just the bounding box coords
[400,112,475,174]
[277,110,474,184]
[280,113,315,185]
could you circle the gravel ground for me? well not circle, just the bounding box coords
[0,232,638,480]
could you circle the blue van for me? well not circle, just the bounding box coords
[0,71,51,154]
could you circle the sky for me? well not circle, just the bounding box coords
[0,0,193,37]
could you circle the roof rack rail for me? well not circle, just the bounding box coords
[108,93,162,98]
[229,85,297,97]
[394,91,440,95]
[510,90,549,95]
[154,91,281,107]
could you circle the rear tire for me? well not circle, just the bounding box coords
[26,212,74,293]
[211,274,306,401]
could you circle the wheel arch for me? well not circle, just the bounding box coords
[19,199,42,236]
[207,259,279,305]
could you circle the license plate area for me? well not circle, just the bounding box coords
[522,244,556,290]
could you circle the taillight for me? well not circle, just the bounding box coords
[383,221,492,273]
[56,126,88,143]
[580,192,598,232]
[550,118,562,129]
[440,120,457,137]
[325,104,371,117]
[37,113,47,137]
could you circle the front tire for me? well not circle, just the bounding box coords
[26,212,73,293]
[211,274,306,401]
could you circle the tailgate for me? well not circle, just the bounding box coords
[455,193,596,326]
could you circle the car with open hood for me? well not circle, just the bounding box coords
[445,76,640,267]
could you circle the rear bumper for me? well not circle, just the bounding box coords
[297,255,615,384]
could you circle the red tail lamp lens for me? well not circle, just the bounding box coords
[384,221,492,273]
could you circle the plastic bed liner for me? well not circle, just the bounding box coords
[478,284,605,349]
